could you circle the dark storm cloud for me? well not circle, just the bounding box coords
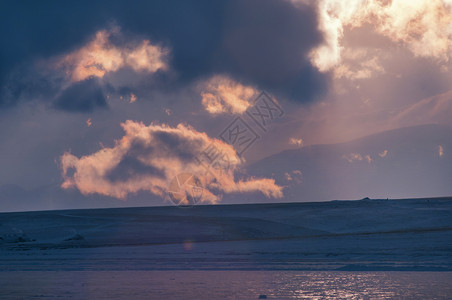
[0,0,107,108]
[0,0,327,111]
[53,78,107,112]
[110,0,328,102]
[219,0,327,101]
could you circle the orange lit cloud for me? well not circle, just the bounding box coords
[60,121,283,203]
[333,49,385,80]
[200,75,258,114]
[289,137,303,146]
[379,150,388,158]
[439,145,445,157]
[56,28,168,82]
[129,93,137,103]
[306,0,452,72]
[285,170,303,184]
[343,152,373,163]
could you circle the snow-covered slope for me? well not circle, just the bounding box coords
[1,198,451,271]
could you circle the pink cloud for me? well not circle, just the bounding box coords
[55,28,168,82]
[60,121,283,203]
[199,75,258,114]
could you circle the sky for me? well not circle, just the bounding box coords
[1,0,452,211]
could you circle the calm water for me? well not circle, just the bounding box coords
[1,271,451,299]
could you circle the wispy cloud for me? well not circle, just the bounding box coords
[379,150,388,158]
[439,145,445,157]
[289,137,303,146]
[200,75,258,115]
[343,152,373,163]
[334,49,385,80]
[285,170,302,184]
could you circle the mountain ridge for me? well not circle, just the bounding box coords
[243,123,452,203]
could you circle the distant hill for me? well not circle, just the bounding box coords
[391,90,452,128]
[243,124,452,202]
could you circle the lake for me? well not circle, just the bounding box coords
[1,270,451,299]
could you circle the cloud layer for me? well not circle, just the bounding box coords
[0,0,328,110]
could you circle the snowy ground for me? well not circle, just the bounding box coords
[1,198,451,272]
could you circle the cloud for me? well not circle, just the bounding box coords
[60,121,283,203]
[308,0,452,72]
[108,0,327,103]
[285,172,292,181]
[285,170,302,184]
[199,75,257,114]
[333,49,385,80]
[1,26,168,112]
[289,137,303,146]
[53,78,107,112]
[376,0,452,60]
[0,1,109,108]
[379,150,388,158]
[343,153,363,163]
[439,145,444,157]
[217,0,327,102]
[1,0,329,110]
[343,152,372,163]
[109,0,328,103]
[55,28,169,82]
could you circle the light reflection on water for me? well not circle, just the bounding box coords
[270,272,399,299]
[1,270,451,299]
[255,271,452,299]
